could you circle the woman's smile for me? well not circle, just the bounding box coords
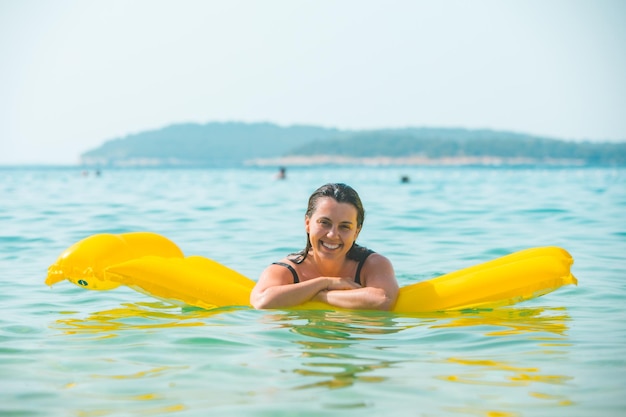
[320,240,341,251]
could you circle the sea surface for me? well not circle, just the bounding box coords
[1,166,625,417]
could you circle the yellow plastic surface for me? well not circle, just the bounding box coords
[45,232,577,312]
[393,247,577,312]
[46,232,184,290]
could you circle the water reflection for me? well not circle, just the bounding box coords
[261,310,406,390]
[439,357,574,386]
[50,303,575,414]
[259,306,575,414]
[274,309,405,340]
[423,306,572,336]
[437,356,575,414]
[430,308,575,414]
[291,344,392,390]
[51,302,235,337]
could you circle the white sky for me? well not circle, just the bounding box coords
[1,0,625,165]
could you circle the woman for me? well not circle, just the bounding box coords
[251,183,399,310]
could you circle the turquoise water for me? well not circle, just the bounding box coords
[1,166,625,416]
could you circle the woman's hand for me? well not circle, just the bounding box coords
[315,254,398,310]
[324,277,362,291]
[314,277,361,303]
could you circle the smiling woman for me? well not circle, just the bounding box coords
[250,183,399,311]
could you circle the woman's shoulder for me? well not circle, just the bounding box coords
[270,256,299,269]
[360,252,395,286]
[262,258,301,283]
[357,249,393,273]
[364,251,391,265]
[348,244,376,262]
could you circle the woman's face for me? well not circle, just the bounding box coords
[305,197,360,261]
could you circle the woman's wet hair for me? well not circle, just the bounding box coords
[289,183,368,264]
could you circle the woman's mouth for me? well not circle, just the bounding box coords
[321,241,341,250]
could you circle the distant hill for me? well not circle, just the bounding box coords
[283,128,626,165]
[81,122,347,167]
[81,122,626,167]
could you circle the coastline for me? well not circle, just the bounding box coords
[245,155,587,167]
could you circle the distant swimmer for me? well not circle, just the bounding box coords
[275,167,287,180]
[400,175,410,183]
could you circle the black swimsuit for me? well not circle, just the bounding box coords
[272,249,374,285]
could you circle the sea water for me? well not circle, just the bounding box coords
[0,166,624,417]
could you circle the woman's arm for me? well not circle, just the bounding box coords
[316,254,399,311]
[250,263,360,309]
[251,255,399,311]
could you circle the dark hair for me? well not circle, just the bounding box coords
[289,183,368,263]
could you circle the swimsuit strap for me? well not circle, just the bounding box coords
[273,250,374,285]
[354,250,375,285]
[272,262,299,283]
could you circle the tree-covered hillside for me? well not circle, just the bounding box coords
[81,122,347,166]
[287,128,626,164]
[81,122,626,166]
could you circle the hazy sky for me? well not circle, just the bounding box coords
[2,0,625,165]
